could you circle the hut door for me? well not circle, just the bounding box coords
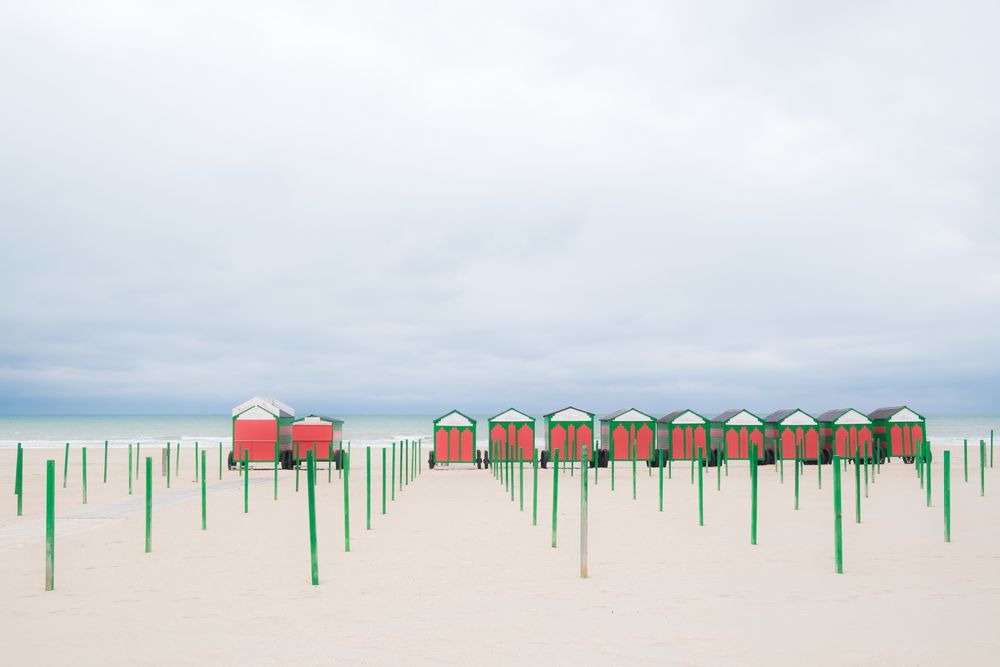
[834,427,849,458]
[637,424,653,460]
[508,424,517,459]
[612,425,628,460]
[693,427,706,458]
[672,426,685,459]
[890,425,902,457]
[726,429,740,458]
[782,429,796,459]
[805,429,819,460]
[460,429,473,460]
[448,428,460,461]
[911,424,923,454]
[518,425,534,460]
[490,424,507,458]
[551,425,566,461]
[576,424,592,461]
[749,429,763,457]
[739,428,749,459]
[435,429,448,461]
[903,424,912,457]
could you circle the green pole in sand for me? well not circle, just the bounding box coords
[658,449,664,512]
[82,447,87,504]
[63,442,69,488]
[690,443,694,485]
[794,443,800,510]
[833,454,843,574]
[167,442,172,488]
[243,451,249,513]
[519,448,524,512]
[15,443,23,517]
[964,439,969,482]
[195,442,199,482]
[864,441,869,497]
[991,429,994,468]
[551,451,559,548]
[779,439,784,483]
[128,444,133,496]
[381,448,387,515]
[668,448,672,479]
[391,443,396,502]
[632,438,637,501]
[136,442,141,479]
[580,444,588,579]
[855,446,861,523]
[103,440,108,484]
[611,447,615,490]
[943,450,951,542]
[510,454,515,503]
[307,451,318,585]
[698,455,704,526]
[219,443,222,481]
[925,442,932,508]
[594,441,598,486]
[404,438,409,487]
[45,460,54,591]
[366,447,371,530]
[201,450,207,530]
[343,451,350,553]
[295,444,300,493]
[532,449,539,526]
[398,441,402,491]
[980,440,985,497]
[716,447,721,491]
[273,441,279,500]
[818,446,822,490]
[751,444,758,545]
[328,444,333,484]
[145,456,152,553]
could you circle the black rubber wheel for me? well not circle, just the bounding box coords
[227,450,235,470]
[540,450,549,469]
[822,449,833,465]
[428,451,436,469]
[599,449,609,468]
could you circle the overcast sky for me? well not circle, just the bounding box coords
[1,1,998,416]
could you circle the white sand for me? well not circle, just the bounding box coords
[1,446,999,665]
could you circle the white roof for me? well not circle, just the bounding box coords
[489,408,533,423]
[436,410,474,427]
[232,396,294,418]
[548,408,593,422]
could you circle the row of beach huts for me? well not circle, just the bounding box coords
[230,397,926,469]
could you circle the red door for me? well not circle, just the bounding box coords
[637,424,653,460]
[460,429,473,460]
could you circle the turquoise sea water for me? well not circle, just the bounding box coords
[0,415,996,449]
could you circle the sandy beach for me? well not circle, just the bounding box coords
[1,445,999,665]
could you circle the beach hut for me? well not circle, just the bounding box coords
[487,408,535,463]
[599,408,656,461]
[869,406,925,463]
[764,409,819,463]
[432,410,477,465]
[817,408,874,460]
[709,410,765,463]
[291,415,344,467]
[543,407,595,464]
[231,397,295,468]
[657,410,709,462]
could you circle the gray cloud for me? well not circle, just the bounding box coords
[1,1,998,416]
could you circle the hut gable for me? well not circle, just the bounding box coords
[545,407,594,422]
[765,409,817,426]
[659,409,707,425]
[818,408,871,425]
[869,406,924,422]
[713,409,762,426]
[435,410,474,427]
[233,396,294,419]
[489,408,533,423]
[601,408,654,422]
[294,415,344,425]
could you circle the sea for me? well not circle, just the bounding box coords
[0,415,996,450]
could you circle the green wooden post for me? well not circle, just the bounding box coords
[551,451,559,548]
[818,446,822,490]
[145,456,152,553]
[174,441,179,473]
[943,450,951,542]
[658,449,664,512]
[195,442,199,482]
[405,438,409,487]
[510,454,515,503]
[532,449,539,526]
[833,454,843,574]
[594,441,599,486]
[980,440,985,497]
[610,447,615,490]
[964,439,969,482]
[82,447,87,504]
[750,444,758,545]
[632,437,637,501]
[991,429,994,468]
[219,442,222,480]
[45,460,54,591]
[794,443,800,510]
[391,443,396,502]
[381,447,387,515]
[864,441,869,498]
[366,447,371,530]
[328,443,333,484]
[698,456,704,526]
[201,450,207,530]
[103,440,108,484]
[166,442,172,488]
[716,448,721,491]
[519,448,524,512]
[343,451,350,553]
[273,441,279,501]
[668,449,672,479]
[307,451,318,585]
[128,444,133,496]
[63,442,69,488]
[855,446,861,523]
[295,444,300,493]
[397,441,402,491]
[925,442,932,508]
[15,443,23,517]
[580,443,588,579]
[243,451,249,513]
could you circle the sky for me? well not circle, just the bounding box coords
[1,1,998,417]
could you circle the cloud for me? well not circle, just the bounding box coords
[1,1,998,415]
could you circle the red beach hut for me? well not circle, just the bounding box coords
[291,415,344,467]
[657,410,709,462]
[817,408,874,460]
[869,406,925,463]
[487,408,535,462]
[599,409,656,461]
[764,409,819,463]
[432,410,477,465]
[543,407,594,465]
[709,410,765,463]
[231,397,295,467]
